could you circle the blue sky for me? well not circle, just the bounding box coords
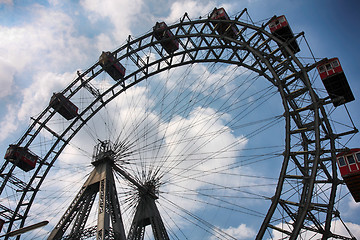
[1,0,360,239]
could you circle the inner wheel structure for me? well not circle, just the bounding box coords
[0,9,358,239]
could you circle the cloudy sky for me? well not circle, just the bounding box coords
[1,0,360,239]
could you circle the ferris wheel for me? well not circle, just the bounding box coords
[0,7,358,240]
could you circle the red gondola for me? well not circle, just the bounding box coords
[209,7,239,43]
[336,149,360,202]
[153,22,179,54]
[99,51,126,81]
[4,145,38,172]
[317,58,354,107]
[269,15,300,54]
[49,93,78,120]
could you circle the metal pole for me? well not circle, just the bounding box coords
[0,221,49,238]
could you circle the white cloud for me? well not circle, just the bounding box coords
[0,3,100,140]
[165,0,216,23]
[164,0,235,23]
[17,71,74,121]
[162,106,242,178]
[343,195,360,218]
[337,221,360,239]
[47,0,63,6]
[211,223,256,240]
[95,33,115,53]
[0,104,18,142]
[153,105,249,229]
[0,58,16,98]
[80,0,144,42]
[0,5,91,74]
[0,0,12,5]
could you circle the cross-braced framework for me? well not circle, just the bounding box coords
[127,180,169,240]
[48,141,126,240]
[0,8,358,239]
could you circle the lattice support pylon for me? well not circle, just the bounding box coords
[127,192,169,240]
[48,143,126,240]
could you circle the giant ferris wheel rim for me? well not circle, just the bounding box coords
[0,9,355,239]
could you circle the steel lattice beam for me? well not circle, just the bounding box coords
[48,149,126,240]
[127,195,169,240]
